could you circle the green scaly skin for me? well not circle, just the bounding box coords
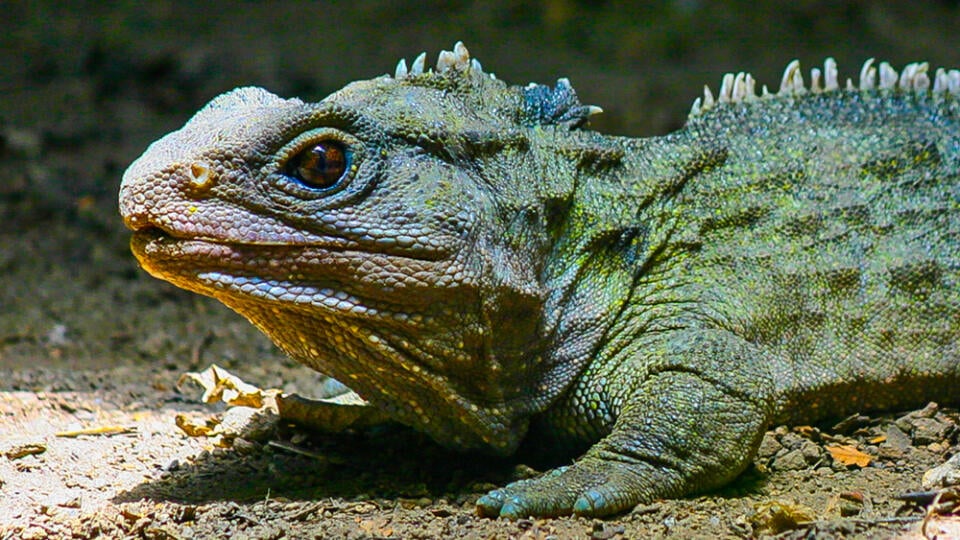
[119,43,960,518]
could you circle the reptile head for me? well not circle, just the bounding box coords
[119,43,597,453]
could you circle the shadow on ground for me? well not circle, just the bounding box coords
[112,424,515,506]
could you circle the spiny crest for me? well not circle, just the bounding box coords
[521,78,604,129]
[389,41,602,129]
[690,58,960,118]
[392,41,490,82]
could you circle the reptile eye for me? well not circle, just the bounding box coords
[286,140,349,190]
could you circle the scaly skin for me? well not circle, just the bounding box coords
[119,43,960,518]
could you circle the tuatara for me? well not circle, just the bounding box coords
[119,42,959,518]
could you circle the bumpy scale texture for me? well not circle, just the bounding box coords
[120,42,960,518]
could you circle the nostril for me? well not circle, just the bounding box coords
[189,161,215,190]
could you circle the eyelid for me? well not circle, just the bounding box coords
[278,127,361,163]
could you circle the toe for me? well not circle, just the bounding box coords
[475,491,506,517]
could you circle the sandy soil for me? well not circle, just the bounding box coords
[2,2,959,538]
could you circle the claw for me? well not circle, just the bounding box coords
[572,489,619,517]
[475,491,505,517]
[498,499,526,519]
[572,493,599,515]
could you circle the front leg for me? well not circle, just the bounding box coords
[477,329,777,518]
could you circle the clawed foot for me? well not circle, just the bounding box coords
[476,460,660,518]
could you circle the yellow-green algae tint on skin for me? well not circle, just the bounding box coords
[120,43,959,517]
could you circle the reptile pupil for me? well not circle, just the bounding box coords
[288,141,348,189]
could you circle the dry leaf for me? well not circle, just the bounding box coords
[177,364,266,408]
[175,413,219,437]
[750,500,816,534]
[826,444,872,467]
[4,442,47,460]
[175,365,283,443]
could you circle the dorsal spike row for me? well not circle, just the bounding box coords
[411,52,426,75]
[779,60,804,95]
[383,42,600,128]
[390,41,498,82]
[690,58,959,117]
[436,41,469,72]
[859,59,876,90]
[521,77,603,129]
[879,62,898,88]
[824,58,839,91]
[714,72,757,105]
[933,68,960,94]
[810,67,823,93]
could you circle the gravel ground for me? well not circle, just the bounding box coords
[2,2,959,538]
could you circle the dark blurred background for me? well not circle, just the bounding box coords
[1,0,958,385]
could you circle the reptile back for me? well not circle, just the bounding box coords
[628,89,960,421]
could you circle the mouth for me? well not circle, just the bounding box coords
[130,226,235,261]
[128,227,250,289]
[129,227,394,320]
[128,226,322,283]
[128,228,312,308]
